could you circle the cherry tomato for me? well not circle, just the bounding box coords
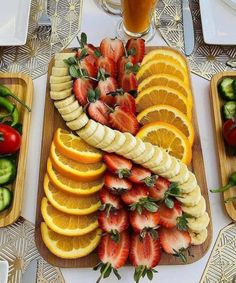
[223,118,236,147]
[0,123,21,154]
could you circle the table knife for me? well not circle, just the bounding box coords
[182,0,195,56]
[22,259,37,283]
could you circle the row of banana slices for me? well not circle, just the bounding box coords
[49,52,209,246]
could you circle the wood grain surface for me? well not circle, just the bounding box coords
[211,72,236,221]
[0,73,33,227]
[35,47,212,268]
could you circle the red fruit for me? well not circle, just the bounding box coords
[87,100,109,126]
[119,72,138,93]
[223,118,236,147]
[158,202,182,229]
[73,78,93,106]
[128,165,153,185]
[159,227,191,263]
[109,106,139,135]
[97,76,117,106]
[0,124,21,154]
[121,185,149,205]
[149,177,170,201]
[103,153,132,178]
[97,231,130,281]
[105,172,132,193]
[129,233,161,282]
[115,91,136,114]
[100,37,125,63]
[126,38,145,63]
[80,57,98,78]
[130,209,160,233]
[117,55,136,77]
[97,56,117,78]
[99,187,123,210]
[77,44,97,58]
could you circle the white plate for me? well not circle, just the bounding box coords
[199,0,236,45]
[0,0,31,46]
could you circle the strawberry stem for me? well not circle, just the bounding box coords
[96,262,111,283]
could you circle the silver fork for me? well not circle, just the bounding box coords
[37,0,51,39]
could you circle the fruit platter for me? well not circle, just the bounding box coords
[35,34,212,281]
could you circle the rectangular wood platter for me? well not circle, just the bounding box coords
[35,46,212,268]
[0,73,33,227]
[210,71,236,221]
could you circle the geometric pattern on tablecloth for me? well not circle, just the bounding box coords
[0,217,65,283]
[200,223,236,283]
[0,0,83,79]
[155,0,236,80]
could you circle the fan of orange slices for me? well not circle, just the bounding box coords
[136,49,194,165]
[41,128,105,259]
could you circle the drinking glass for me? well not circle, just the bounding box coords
[117,0,157,42]
[100,0,121,15]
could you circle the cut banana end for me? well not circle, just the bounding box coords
[124,138,146,160]
[58,100,79,115]
[103,130,126,153]
[142,146,163,168]
[52,67,69,77]
[170,163,190,184]
[50,81,73,92]
[160,157,181,179]
[50,89,72,100]
[179,172,198,194]
[176,185,201,207]
[66,113,89,131]
[182,196,206,218]
[85,123,106,147]
[96,126,116,149]
[62,107,83,122]
[132,142,155,164]
[116,133,137,155]
[187,212,210,233]
[190,229,208,246]
[50,76,71,84]
[151,150,172,174]
[77,120,99,140]
[54,95,75,109]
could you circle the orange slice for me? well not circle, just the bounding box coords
[136,122,192,165]
[54,128,102,164]
[44,174,101,215]
[136,86,192,120]
[137,105,195,145]
[50,142,106,182]
[41,197,98,236]
[41,222,101,259]
[47,159,104,195]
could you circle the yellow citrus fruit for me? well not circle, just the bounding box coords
[137,105,195,145]
[41,222,101,259]
[136,86,192,120]
[136,122,192,165]
[41,197,98,236]
[136,59,189,84]
[50,142,106,182]
[44,174,101,215]
[141,49,187,72]
[54,128,102,164]
[47,159,104,195]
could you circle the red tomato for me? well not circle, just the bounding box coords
[223,118,236,147]
[0,124,21,154]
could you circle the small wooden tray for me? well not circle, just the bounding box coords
[210,72,236,221]
[0,73,33,227]
[35,47,212,268]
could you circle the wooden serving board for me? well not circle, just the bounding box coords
[35,47,212,268]
[211,72,236,221]
[0,73,33,227]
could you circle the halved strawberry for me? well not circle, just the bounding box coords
[80,57,98,78]
[105,172,132,194]
[117,55,136,78]
[97,56,117,78]
[103,153,132,178]
[159,227,191,263]
[73,78,93,106]
[128,165,154,185]
[99,187,123,213]
[126,38,145,63]
[109,105,139,135]
[100,37,125,63]
[76,32,97,57]
[158,201,182,229]
[149,177,170,201]
[129,233,161,283]
[95,231,130,282]
[114,90,136,114]
[119,72,138,93]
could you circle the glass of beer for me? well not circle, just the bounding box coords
[100,0,121,15]
[117,0,157,41]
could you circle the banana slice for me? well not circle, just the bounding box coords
[85,123,106,146]
[52,67,69,77]
[66,112,89,131]
[96,126,116,149]
[142,146,163,168]
[58,100,79,115]
[50,81,73,92]
[54,95,75,109]
[170,163,190,184]
[190,229,208,245]
[124,138,146,160]
[160,157,181,179]
[55,60,68,68]
[132,142,155,164]
[50,76,71,84]
[62,107,83,122]
[116,133,137,155]
[182,196,206,218]
[77,120,99,140]
[176,185,201,207]
[50,89,72,100]
[151,149,172,174]
[103,130,126,153]
[179,172,197,194]
[187,212,210,233]
[55,52,76,60]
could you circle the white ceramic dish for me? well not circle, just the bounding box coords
[199,0,236,45]
[0,261,8,283]
[0,0,31,46]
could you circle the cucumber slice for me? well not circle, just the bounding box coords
[222,101,236,120]
[0,187,12,212]
[218,78,236,101]
[0,158,16,185]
